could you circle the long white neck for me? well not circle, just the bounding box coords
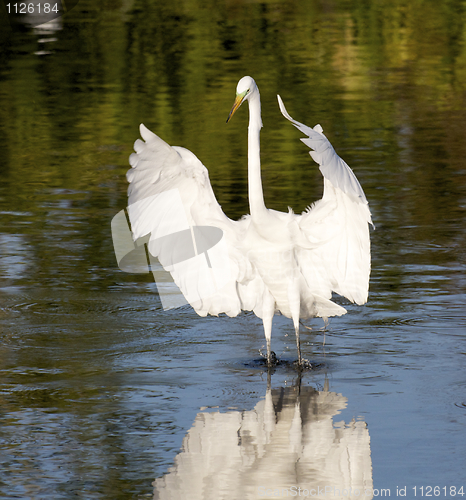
[247,91,267,219]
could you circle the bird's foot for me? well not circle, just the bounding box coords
[293,357,317,371]
[267,350,278,367]
[299,321,313,331]
[259,350,278,367]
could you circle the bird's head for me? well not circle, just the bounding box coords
[226,76,258,123]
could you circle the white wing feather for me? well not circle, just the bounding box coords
[127,103,371,324]
[126,124,265,318]
[277,96,372,306]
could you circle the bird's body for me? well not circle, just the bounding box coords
[126,76,372,366]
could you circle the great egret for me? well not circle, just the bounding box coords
[126,76,372,367]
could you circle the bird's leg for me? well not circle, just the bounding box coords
[288,278,303,367]
[262,291,276,367]
[262,316,276,367]
[295,323,302,367]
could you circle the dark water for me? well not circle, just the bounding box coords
[1,1,466,498]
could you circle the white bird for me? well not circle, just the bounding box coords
[126,76,372,367]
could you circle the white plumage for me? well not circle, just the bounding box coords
[126,76,372,366]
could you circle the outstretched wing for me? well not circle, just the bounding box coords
[126,124,265,317]
[278,96,372,306]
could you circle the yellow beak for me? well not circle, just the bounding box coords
[226,92,247,123]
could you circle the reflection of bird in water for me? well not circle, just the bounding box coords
[153,378,373,499]
[127,76,372,366]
